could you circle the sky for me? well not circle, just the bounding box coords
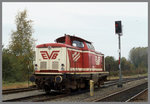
[2,2,148,60]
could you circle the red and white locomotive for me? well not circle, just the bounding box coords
[33,34,108,93]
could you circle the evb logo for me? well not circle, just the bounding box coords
[40,51,59,60]
[95,56,101,65]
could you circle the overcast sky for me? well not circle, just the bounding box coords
[2,2,148,59]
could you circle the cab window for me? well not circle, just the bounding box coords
[72,40,84,48]
[86,42,95,50]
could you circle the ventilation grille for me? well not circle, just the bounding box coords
[40,62,47,70]
[52,61,58,69]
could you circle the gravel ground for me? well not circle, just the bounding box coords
[47,78,148,102]
[2,90,45,101]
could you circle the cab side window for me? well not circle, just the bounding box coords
[72,40,84,48]
[86,42,95,50]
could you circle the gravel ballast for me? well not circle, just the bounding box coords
[47,77,147,102]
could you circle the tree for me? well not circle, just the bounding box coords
[129,47,148,69]
[105,56,118,71]
[8,10,35,81]
[2,48,13,81]
[121,57,134,70]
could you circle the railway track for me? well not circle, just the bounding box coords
[93,82,147,102]
[2,86,37,94]
[3,76,147,102]
[3,91,68,102]
[3,93,46,102]
[125,88,148,102]
[3,88,89,102]
[102,75,147,88]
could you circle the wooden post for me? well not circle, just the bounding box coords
[90,80,94,96]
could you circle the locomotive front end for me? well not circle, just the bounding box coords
[34,43,68,93]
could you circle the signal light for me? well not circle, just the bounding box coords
[115,21,122,34]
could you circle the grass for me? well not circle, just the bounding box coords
[2,81,35,90]
[108,73,148,80]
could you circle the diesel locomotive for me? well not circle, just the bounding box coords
[33,34,109,93]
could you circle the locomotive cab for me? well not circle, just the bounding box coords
[33,34,108,93]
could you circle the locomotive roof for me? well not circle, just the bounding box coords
[55,35,92,44]
[36,34,103,55]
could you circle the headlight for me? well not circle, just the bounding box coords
[61,64,64,70]
[35,64,37,70]
[55,76,63,83]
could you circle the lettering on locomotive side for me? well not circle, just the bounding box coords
[40,51,60,60]
[95,56,101,65]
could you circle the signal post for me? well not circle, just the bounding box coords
[115,21,123,87]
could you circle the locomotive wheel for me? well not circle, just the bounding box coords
[62,88,71,94]
[44,85,51,94]
[97,83,101,88]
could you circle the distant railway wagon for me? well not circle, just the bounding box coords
[33,34,109,93]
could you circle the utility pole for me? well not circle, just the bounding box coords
[115,21,123,87]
